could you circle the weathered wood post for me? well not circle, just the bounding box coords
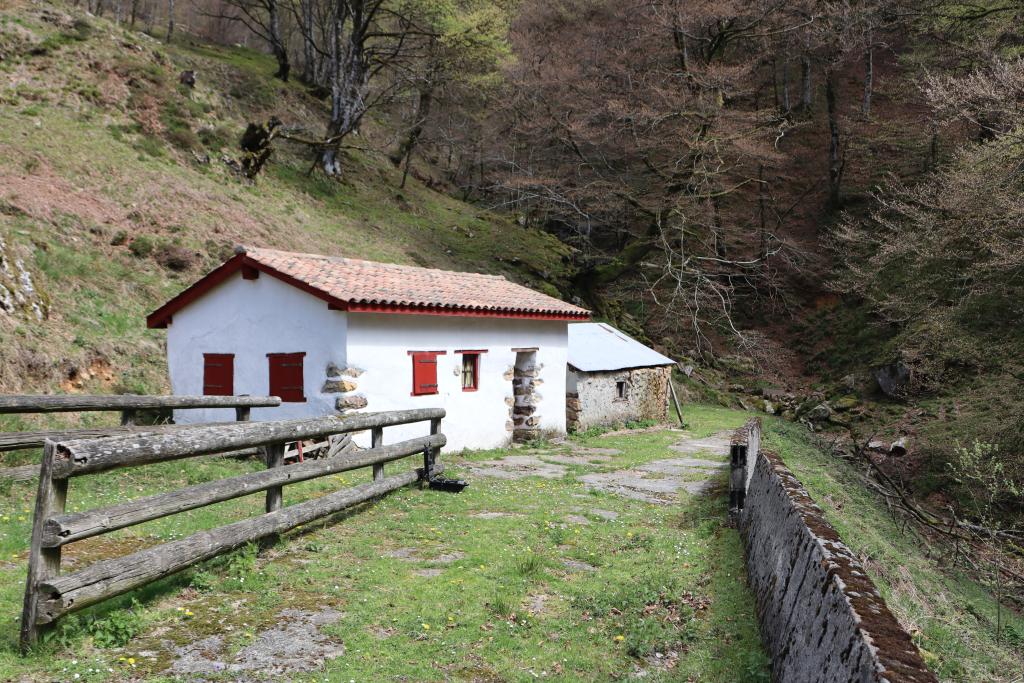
[120,409,136,426]
[264,443,285,513]
[423,417,441,486]
[235,406,251,422]
[261,442,285,549]
[371,427,384,481]
[20,441,67,651]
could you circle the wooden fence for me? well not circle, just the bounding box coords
[19,407,445,651]
[0,394,281,480]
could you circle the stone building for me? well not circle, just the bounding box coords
[566,323,675,431]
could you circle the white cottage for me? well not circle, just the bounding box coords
[147,247,589,451]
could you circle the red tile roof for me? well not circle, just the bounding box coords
[147,247,589,328]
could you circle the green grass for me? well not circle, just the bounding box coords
[1,405,1017,681]
[0,422,769,682]
[764,418,1024,682]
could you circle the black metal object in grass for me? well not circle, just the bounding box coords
[428,476,468,493]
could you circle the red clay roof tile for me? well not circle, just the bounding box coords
[147,247,589,328]
[243,247,589,317]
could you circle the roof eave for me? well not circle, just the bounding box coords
[147,254,589,328]
[146,254,350,328]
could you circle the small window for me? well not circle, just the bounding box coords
[616,380,628,399]
[268,352,306,402]
[203,353,234,396]
[411,351,444,396]
[461,353,479,391]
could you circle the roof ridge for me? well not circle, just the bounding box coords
[244,246,509,280]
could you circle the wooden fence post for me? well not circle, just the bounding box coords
[235,406,251,422]
[120,409,136,426]
[260,442,285,549]
[423,417,441,486]
[371,427,383,481]
[20,441,67,651]
[264,443,285,513]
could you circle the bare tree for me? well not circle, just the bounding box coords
[203,0,291,80]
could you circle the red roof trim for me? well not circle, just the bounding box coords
[347,302,588,321]
[147,253,589,328]
[147,254,244,329]
[147,255,349,328]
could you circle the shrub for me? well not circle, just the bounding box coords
[154,243,195,271]
[128,235,154,258]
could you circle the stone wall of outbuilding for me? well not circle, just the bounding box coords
[566,365,670,431]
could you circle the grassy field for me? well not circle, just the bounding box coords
[0,405,769,682]
[0,406,1020,681]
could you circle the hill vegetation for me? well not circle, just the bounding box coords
[0,0,572,409]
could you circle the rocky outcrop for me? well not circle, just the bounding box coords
[874,360,912,398]
[0,235,47,321]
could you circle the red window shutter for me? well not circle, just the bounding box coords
[411,352,439,396]
[268,352,306,402]
[203,354,234,396]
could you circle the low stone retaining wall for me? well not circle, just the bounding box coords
[735,425,936,682]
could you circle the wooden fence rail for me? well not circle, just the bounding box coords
[0,394,281,414]
[0,394,281,487]
[19,407,445,651]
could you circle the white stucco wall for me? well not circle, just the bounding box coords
[345,313,568,452]
[165,272,346,423]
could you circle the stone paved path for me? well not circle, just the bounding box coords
[168,608,344,679]
[466,431,731,505]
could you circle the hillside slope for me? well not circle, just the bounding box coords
[0,0,574,421]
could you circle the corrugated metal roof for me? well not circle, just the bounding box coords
[568,323,675,372]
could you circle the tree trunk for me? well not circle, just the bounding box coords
[321,14,369,175]
[826,71,843,208]
[758,163,767,259]
[129,0,139,28]
[268,0,289,81]
[299,0,316,83]
[712,194,726,258]
[672,23,689,74]
[862,45,873,117]
[800,54,812,110]
[781,58,791,113]
[166,0,174,42]
[395,85,434,189]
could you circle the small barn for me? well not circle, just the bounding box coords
[146,247,589,451]
[566,323,675,431]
